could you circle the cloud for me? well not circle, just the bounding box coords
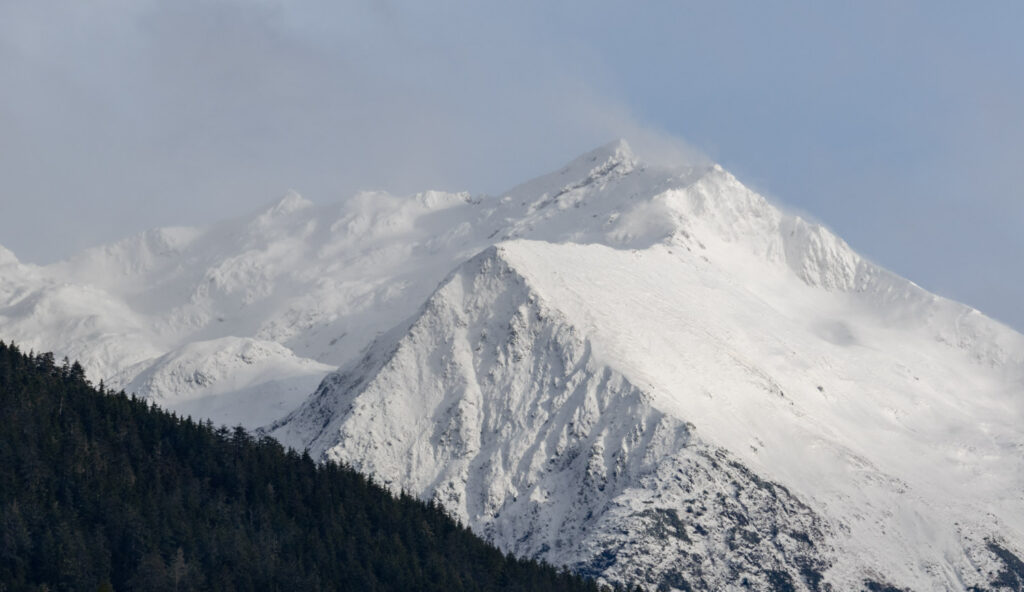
[0,0,688,262]
[1,0,1019,333]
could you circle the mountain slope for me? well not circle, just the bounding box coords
[268,245,837,590]
[0,141,716,423]
[0,340,603,592]
[120,336,334,427]
[270,239,1024,590]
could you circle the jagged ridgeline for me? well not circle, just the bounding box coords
[0,341,615,592]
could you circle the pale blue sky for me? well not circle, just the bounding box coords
[1,1,1022,329]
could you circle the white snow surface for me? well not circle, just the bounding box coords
[120,336,333,428]
[3,140,1024,589]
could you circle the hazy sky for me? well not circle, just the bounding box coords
[1,1,1022,330]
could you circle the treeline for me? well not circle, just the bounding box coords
[0,341,610,592]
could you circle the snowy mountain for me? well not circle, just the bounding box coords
[3,140,1023,590]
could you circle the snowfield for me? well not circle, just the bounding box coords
[3,141,1023,590]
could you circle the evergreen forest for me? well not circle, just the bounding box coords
[0,341,609,592]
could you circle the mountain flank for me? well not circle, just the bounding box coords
[0,341,609,592]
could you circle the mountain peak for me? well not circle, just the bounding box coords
[500,139,639,203]
[564,138,636,173]
[8,132,1024,592]
[593,137,634,161]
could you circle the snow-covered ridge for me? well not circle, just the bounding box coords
[3,139,1017,391]
[272,239,1024,590]
[269,244,839,589]
[121,336,333,428]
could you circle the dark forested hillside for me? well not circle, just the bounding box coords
[0,341,607,592]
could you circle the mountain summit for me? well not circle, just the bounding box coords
[2,142,1023,590]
